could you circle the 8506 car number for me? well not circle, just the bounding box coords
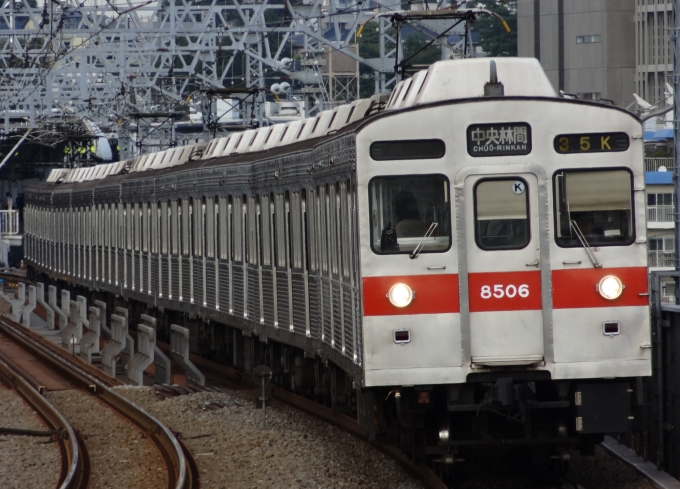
[481,284,529,299]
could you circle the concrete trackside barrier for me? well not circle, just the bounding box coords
[80,306,101,364]
[141,314,171,385]
[93,300,110,338]
[126,324,155,386]
[21,285,35,328]
[48,286,68,330]
[101,314,127,378]
[62,300,83,351]
[170,324,205,386]
[115,307,134,368]
[36,283,55,329]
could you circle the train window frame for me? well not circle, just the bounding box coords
[473,177,531,251]
[552,167,635,248]
[370,139,446,161]
[368,174,452,256]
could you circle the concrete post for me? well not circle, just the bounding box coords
[21,285,35,328]
[170,324,205,386]
[76,295,89,329]
[115,306,134,367]
[48,285,67,330]
[140,314,171,385]
[93,300,110,338]
[80,306,101,364]
[126,324,155,386]
[62,300,83,350]
[10,282,25,322]
[101,314,127,378]
[36,283,55,329]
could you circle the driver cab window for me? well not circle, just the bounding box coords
[370,175,451,255]
[554,169,634,247]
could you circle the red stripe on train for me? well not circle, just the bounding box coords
[552,267,648,309]
[362,274,459,316]
[468,270,543,312]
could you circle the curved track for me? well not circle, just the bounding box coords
[0,315,199,489]
[0,355,85,489]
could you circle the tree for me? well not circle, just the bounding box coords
[358,21,384,98]
[402,31,441,67]
[473,0,517,57]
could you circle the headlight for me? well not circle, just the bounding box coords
[598,275,624,300]
[387,283,414,308]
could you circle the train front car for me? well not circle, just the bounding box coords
[355,58,650,468]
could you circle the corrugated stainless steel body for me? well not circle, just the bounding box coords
[24,70,650,390]
[25,133,363,379]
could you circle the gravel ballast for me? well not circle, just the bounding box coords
[45,390,168,489]
[115,386,424,489]
[568,446,655,489]
[0,391,60,489]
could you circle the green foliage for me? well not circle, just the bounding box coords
[402,31,440,67]
[473,0,517,57]
[358,22,381,98]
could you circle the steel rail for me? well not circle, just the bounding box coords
[0,355,83,489]
[0,316,195,489]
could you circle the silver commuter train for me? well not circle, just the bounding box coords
[24,58,650,470]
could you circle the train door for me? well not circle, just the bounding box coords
[463,173,545,367]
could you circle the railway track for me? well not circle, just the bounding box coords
[0,354,85,489]
[156,340,447,489]
[0,314,199,489]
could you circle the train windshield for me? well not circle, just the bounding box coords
[474,178,530,250]
[370,175,451,255]
[554,169,634,247]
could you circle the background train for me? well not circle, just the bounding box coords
[24,57,651,476]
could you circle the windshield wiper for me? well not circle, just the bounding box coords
[409,222,438,259]
[569,220,602,268]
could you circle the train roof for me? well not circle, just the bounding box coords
[44,58,562,185]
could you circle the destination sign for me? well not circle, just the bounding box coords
[467,123,532,157]
[554,132,629,154]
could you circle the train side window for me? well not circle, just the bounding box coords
[554,168,634,247]
[330,183,340,275]
[474,179,530,250]
[247,196,258,265]
[206,198,214,258]
[135,203,141,252]
[260,194,271,266]
[126,204,133,251]
[370,175,451,255]
[218,197,227,260]
[301,189,310,272]
[318,185,328,271]
[161,202,168,254]
[274,193,287,268]
[306,189,316,271]
[233,196,243,262]
[291,191,302,269]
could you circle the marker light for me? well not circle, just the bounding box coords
[598,275,624,300]
[387,283,414,308]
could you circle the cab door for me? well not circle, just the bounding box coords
[463,173,545,367]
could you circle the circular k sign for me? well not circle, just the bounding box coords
[512,181,525,194]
